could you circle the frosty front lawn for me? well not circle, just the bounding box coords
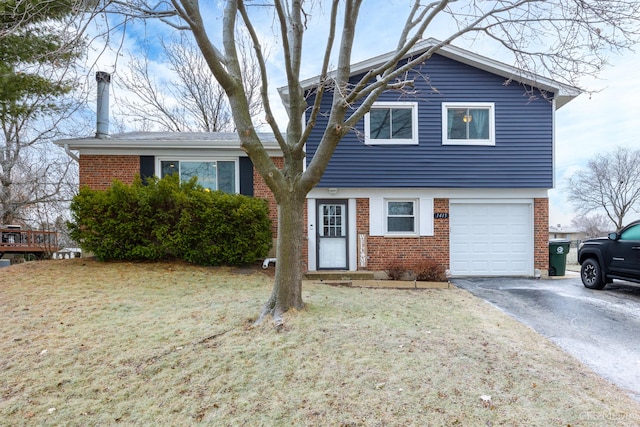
[1,259,638,425]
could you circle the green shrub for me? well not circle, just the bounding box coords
[172,188,272,266]
[68,175,272,266]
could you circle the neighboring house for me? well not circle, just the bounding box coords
[549,225,587,265]
[56,38,580,278]
[549,225,588,246]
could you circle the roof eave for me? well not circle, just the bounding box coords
[55,132,283,156]
[279,38,582,110]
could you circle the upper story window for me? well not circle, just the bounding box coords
[442,102,495,146]
[159,159,237,193]
[365,102,419,145]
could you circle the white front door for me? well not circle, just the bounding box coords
[317,201,348,269]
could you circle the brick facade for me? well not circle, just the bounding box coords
[353,197,547,276]
[80,155,140,190]
[252,157,309,268]
[361,198,450,272]
[78,152,548,278]
[252,157,282,239]
[534,198,550,277]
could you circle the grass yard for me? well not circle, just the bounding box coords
[1,259,640,426]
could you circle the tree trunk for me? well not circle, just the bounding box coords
[258,191,306,326]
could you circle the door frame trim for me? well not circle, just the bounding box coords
[316,199,349,270]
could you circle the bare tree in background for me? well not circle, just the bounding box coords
[115,32,263,132]
[1,133,81,224]
[570,214,613,238]
[566,147,640,231]
[95,0,640,324]
[0,0,96,40]
[0,1,93,227]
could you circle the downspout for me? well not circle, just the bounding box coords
[64,144,79,162]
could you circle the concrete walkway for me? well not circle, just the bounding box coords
[304,279,451,289]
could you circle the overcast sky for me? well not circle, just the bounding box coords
[89,1,640,227]
[552,49,640,227]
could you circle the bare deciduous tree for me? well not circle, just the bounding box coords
[0,0,93,227]
[570,213,614,238]
[0,132,80,226]
[95,0,640,324]
[115,32,262,132]
[566,147,640,231]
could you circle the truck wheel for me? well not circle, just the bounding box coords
[581,258,605,290]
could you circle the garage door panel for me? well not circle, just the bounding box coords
[472,242,487,251]
[491,262,510,271]
[450,203,533,276]
[511,260,528,269]
[491,228,510,237]
[471,261,489,270]
[510,242,528,253]
[492,242,509,252]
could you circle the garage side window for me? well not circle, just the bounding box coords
[160,159,237,193]
[386,200,417,235]
[369,197,433,237]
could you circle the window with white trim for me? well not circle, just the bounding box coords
[369,197,433,237]
[442,102,495,146]
[159,159,237,193]
[386,199,417,235]
[365,102,418,145]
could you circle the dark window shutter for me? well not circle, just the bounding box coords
[140,156,155,184]
[239,157,254,196]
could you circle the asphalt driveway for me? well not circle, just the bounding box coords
[453,271,640,401]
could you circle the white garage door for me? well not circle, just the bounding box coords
[450,203,533,276]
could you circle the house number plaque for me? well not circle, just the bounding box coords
[434,213,449,219]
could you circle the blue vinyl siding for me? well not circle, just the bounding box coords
[305,53,554,188]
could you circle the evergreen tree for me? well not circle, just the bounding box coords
[0,0,84,225]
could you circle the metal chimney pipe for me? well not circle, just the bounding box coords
[95,71,111,138]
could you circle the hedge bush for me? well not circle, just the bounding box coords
[68,175,272,266]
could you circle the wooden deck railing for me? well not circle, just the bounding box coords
[0,228,59,254]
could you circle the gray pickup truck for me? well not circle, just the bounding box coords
[578,220,640,289]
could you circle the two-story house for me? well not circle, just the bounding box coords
[56,39,579,278]
[299,39,579,278]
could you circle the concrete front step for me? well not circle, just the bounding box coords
[303,270,375,281]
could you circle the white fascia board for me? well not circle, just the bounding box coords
[55,131,283,157]
[56,139,243,150]
[73,148,253,157]
[307,187,549,199]
[280,38,581,110]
